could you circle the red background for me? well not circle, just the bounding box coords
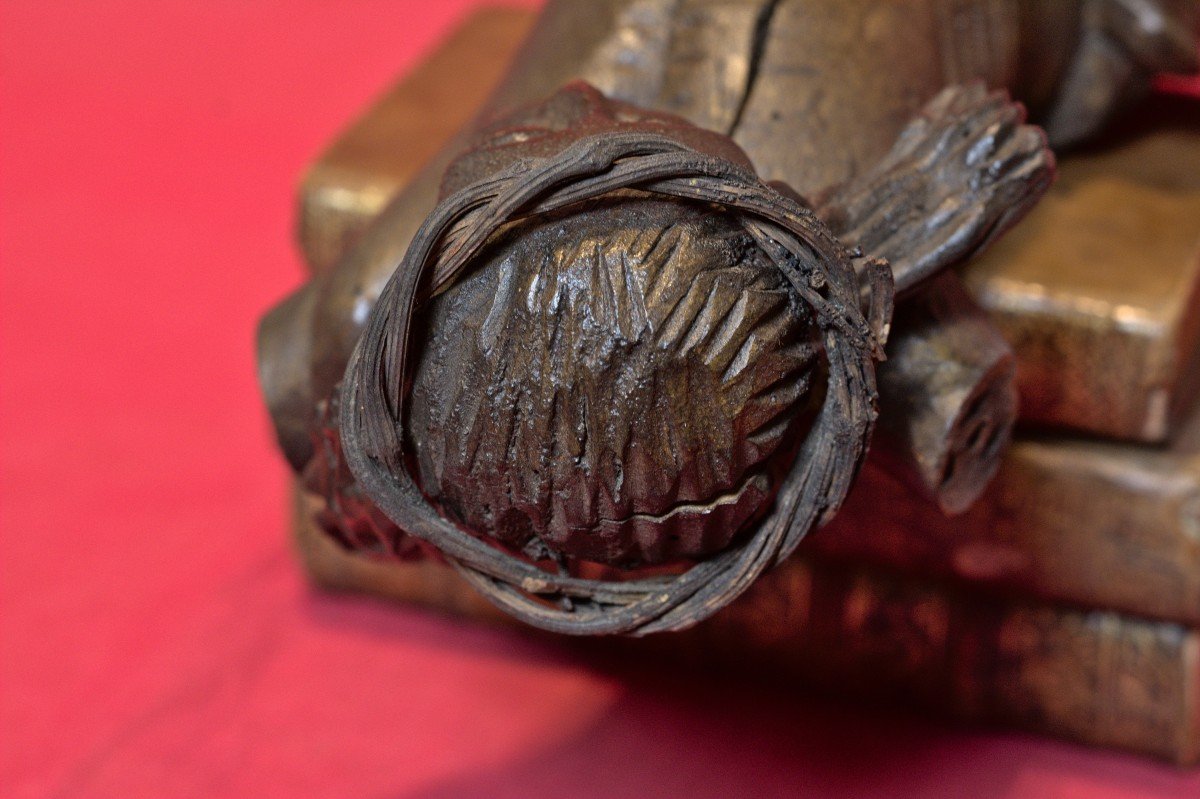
[3,2,1200,796]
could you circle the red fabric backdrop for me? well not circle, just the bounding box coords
[2,2,1199,796]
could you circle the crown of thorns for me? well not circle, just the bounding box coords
[339,130,888,635]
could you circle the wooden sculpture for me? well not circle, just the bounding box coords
[257,0,1200,633]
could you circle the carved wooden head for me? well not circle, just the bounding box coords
[334,83,885,633]
[408,195,821,566]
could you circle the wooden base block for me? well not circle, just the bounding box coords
[294,485,1200,765]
